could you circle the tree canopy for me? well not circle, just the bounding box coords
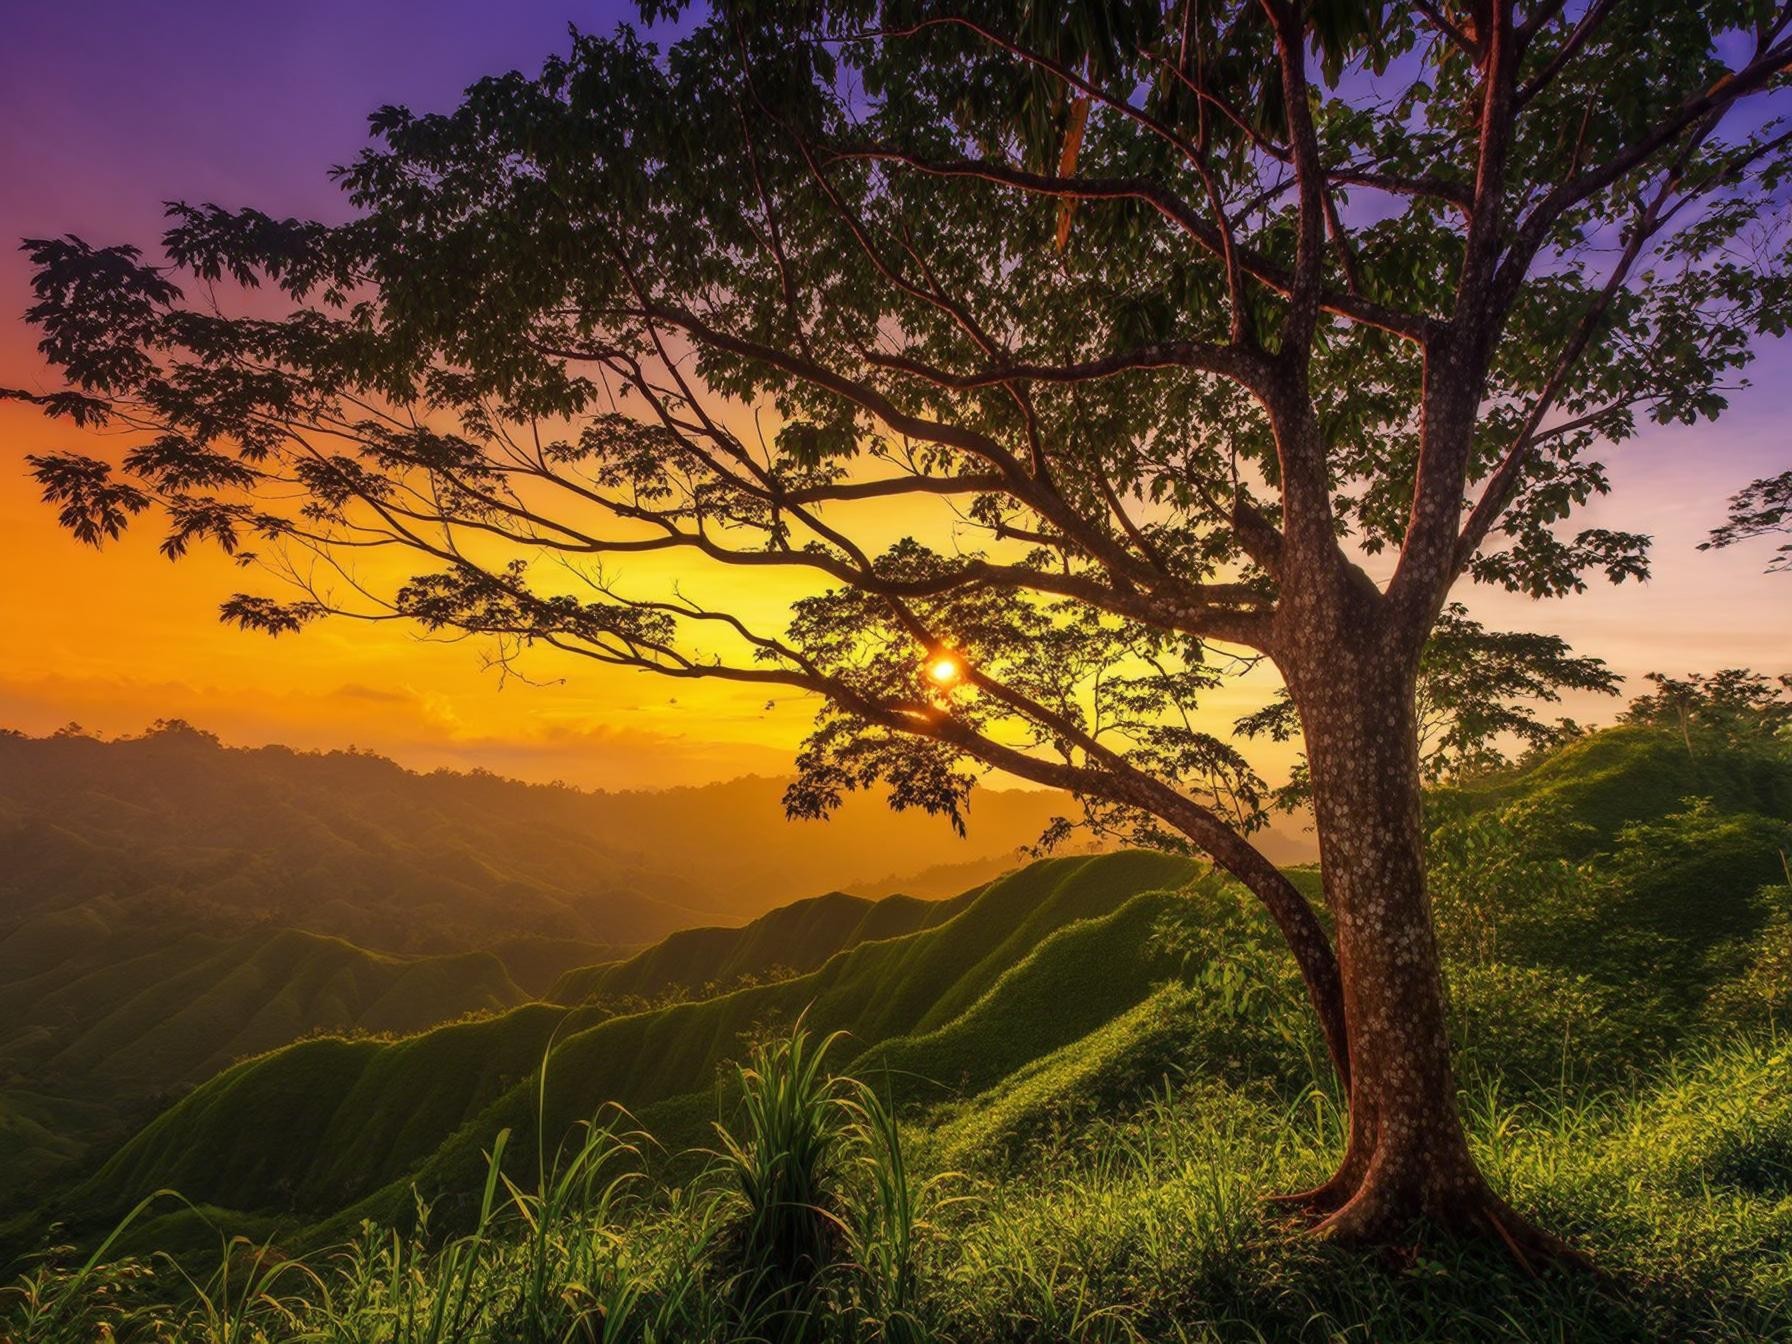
[12,4,1791,860]
[10,8,1787,829]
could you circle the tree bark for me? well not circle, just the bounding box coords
[1300,657,1481,1233]
[1276,624,1574,1260]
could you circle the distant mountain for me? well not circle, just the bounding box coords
[0,722,1067,953]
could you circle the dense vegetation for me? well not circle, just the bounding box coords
[5,712,1790,1340]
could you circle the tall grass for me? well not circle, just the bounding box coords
[6,1026,1790,1343]
[837,1074,959,1344]
[710,1022,854,1332]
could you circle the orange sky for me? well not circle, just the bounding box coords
[6,364,1788,792]
[3,4,1788,792]
[0,370,1314,788]
[0,391,815,787]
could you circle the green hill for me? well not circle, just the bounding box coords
[548,887,980,1005]
[1442,722,1792,846]
[1431,724,1792,1005]
[3,926,526,1089]
[0,719,1063,1225]
[16,722,1792,1284]
[62,852,1196,1241]
[0,920,532,1203]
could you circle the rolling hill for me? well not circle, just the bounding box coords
[0,919,533,1204]
[0,924,526,1089]
[10,721,1791,1281]
[1441,721,1792,845]
[0,720,1074,1225]
[55,851,1200,1244]
[547,887,981,1005]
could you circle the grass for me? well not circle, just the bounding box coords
[8,1024,1791,1342]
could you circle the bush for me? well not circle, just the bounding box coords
[710,1023,855,1333]
[1707,884,1792,1029]
[1447,962,1641,1089]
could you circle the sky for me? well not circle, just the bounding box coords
[1,2,1787,792]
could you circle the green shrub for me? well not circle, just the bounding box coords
[709,1022,856,1335]
[1428,796,1599,967]
[1707,884,1792,1029]
[1447,962,1642,1089]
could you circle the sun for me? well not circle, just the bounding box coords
[927,654,963,687]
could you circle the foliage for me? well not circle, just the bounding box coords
[1430,732,1792,1021]
[1708,883,1792,1029]
[711,1024,854,1327]
[1428,795,1600,966]
[1445,962,1638,1091]
[1624,668,1792,744]
[1702,468,1792,572]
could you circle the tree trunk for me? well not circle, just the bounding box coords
[1278,639,1572,1261]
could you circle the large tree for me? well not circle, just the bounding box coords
[11,1,1792,1251]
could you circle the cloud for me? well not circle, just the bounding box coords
[328,683,413,704]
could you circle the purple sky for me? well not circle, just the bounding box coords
[2,2,646,234]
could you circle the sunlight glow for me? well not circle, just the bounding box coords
[927,654,963,687]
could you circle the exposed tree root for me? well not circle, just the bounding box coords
[1316,1194,1593,1275]
[1268,1166,1594,1274]
[1263,1138,1372,1225]
[1473,1195,1596,1275]
[1262,1172,1356,1224]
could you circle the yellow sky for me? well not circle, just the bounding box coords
[0,379,1302,789]
[0,390,822,785]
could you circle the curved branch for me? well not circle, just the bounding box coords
[862,340,1270,392]
[828,147,1437,343]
